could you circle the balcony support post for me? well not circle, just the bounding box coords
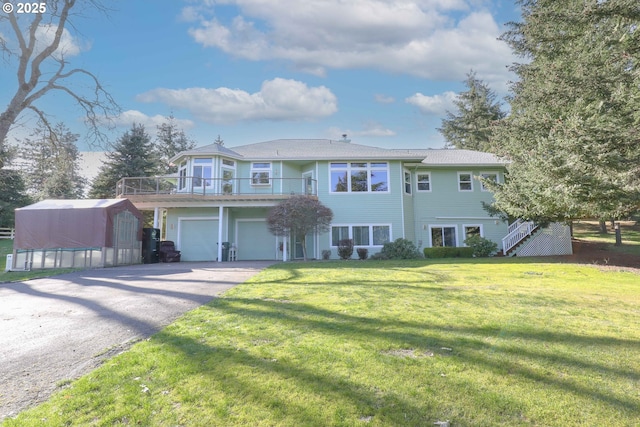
[217,206,224,262]
[153,207,159,229]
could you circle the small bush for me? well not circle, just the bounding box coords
[337,239,354,260]
[321,249,331,260]
[370,252,390,260]
[379,238,423,260]
[463,235,498,257]
[423,247,474,258]
[356,247,368,260]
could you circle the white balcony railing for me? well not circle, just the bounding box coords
[116,176,317,198]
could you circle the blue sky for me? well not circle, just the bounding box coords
[2,0,521,151]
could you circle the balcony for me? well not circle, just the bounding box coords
[116,176,318,208]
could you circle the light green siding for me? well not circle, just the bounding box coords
[411,167,508,248]
[315,160,405,258]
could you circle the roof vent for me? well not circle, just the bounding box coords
[341,134,351,143]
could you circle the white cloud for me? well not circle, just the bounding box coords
[405,91,458,115]
[184,1,515,83]
[137,78,338,123]
[374,94,396,104]
[113,110,195,130]
[35,24,85,59]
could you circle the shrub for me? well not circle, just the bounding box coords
[321,249,331,260]
[379,238,423,260]
[463,235,498,257]
[370,252,390,260]
[423,247,474,258]
[356,247,368,260]
[337,239,354,260]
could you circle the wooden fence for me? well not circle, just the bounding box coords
[0,228,15,239]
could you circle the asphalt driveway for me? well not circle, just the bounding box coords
[0,261,276,420]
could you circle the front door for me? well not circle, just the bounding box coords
[303,171,314,195]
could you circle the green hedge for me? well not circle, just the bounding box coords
[423,247,475,258]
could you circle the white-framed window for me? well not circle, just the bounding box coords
[463,225,482,243]
[331,224,391,247]
[193,158,213,187]
[417,172,431,192]
[251,162,271,186]
[458,172,473,192]
[404,171,412,194]
[221,158,236,194]
[178,161,187,190]
[329,162,389,193]
[430,225,457,247]
[480,172,499,191]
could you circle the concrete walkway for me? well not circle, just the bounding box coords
[0,261,276,420]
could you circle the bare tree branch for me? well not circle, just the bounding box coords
[0,0,119,155]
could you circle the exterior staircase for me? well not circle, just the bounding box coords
[501,219,539,256]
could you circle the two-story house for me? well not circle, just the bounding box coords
[117,138,522,261]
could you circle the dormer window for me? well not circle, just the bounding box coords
[251,162,271,186]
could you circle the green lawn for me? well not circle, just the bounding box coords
[572,219,640,256]
[4,259,639,426]
[0,239,12,271]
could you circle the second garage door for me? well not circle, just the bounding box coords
[179,218,219,261]
[236,220,276,260]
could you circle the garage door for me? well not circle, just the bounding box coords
[236,220,276,260]
[179,219,219,261]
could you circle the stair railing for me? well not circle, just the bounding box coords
[502,220,537,254]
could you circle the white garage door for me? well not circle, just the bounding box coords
[179,219,219,261]
[236,220,276,260]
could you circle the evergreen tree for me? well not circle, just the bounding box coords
[0,144,31,227]
[155,115,196,175]
[89,124,159,199]
[20,122,85,200]
[489,0,640,223]
[438,71,505,152]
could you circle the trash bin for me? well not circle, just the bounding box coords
[221,242,230,262]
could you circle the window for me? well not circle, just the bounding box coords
[464,225,482,242]
[480,172,498,191]
[193,158,212,187]
[417,173,431,191]
[178,162,187,190]
[373,226,391,246]
[251,162,271,186]
[330,162,389,193]
[404,171,412,194]
[430,226,457,247]
[222,158,235,167]
[222,169,234,194]
[331,226,349,246]
[331,225,391,246]
[352,226,370,246]
[458,172,473,192]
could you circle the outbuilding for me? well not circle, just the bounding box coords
[12,199,143,270]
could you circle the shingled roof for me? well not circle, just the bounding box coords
[171,139,507,166]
